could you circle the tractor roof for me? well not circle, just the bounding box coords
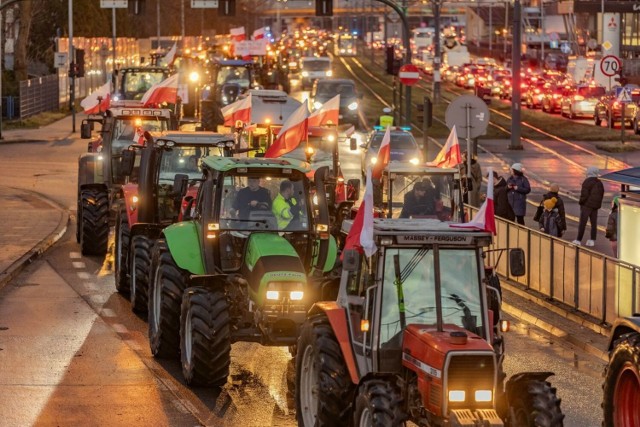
[148,131,235,147]
[342,218,493,246]
[201,156,312,173]
[107,106,173,119]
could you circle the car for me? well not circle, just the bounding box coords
[560,83,606,119]
[300,56,332,90]
[523,78,547,109]
[360,127,423,178]
[310,78,362,126]
[541,84,571,114]
[594,87,640,128]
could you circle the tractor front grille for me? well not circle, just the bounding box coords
[446,354,495,410]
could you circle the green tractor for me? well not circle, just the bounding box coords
[147,156,337,386]
[77,105,177,255]
[114,131,238,311]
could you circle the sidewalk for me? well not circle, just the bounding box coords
[0,114,76,144]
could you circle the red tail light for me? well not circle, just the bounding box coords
[573,95,584,101]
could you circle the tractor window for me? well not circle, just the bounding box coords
[383,173,456,220]
[122,71,167,100]
[379,247,484,349]
[216,66,251,89]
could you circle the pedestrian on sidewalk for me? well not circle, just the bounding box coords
[491,171,515,221]
[572,166,605,247]
[605,196,619,257]
[538,197,564,237]
[461,151,483,207]
[506,163,531,225]
[540,183,567,236]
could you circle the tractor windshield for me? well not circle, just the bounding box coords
[122,71,167,100]
[216,66,251,89]
[381,172,458,221]
[111,117,169,181]
[219,171,310,233]
[285,136,335,170]
[158,146,223,183]
[379,247,484,348]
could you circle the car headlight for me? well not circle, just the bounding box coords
[347,101,358,111]
[301,71,309,77]
[475,390,492,402]
[314,101,323,110]
[326,70,333,77]
[189,71,199,82]
[370,157,377,164]
[449,390,465,402]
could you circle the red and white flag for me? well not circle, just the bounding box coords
[309,94,340,127]
[133,127,145,144]
[264,102,309,158]
[450,167,496,234]
[343,167,377,257]
[141,73,179,107]
[372,126,391,179]
[252,27,266,40]
[222,93,252,126]
[163,42,178,67]
[81,81,111,115]
[230,26,246,42]
[427,125,462,168]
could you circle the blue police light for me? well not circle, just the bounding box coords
[400,126,412,131]
[373,125,384,131]
[352,30,358,35]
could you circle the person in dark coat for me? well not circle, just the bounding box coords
[506,163,531,225]
[492,171,515,221]
[541,183,567,236]
[572,166,605,247]
[605,196,619,257]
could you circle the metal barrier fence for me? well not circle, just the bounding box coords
[19,75,60,119]
[479,208,640,325]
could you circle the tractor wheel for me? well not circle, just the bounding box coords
[130,235,152,314]
[602,332,640,427]
[296,314,355,427]
[114,207,130,294]
[508,379,564,426]
[79,188,109,256]
[180,287,231,387]
[353,379,407,427]
[148,240,187,359]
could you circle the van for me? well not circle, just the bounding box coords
[300,57,332,90]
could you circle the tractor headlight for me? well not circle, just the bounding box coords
[314,101,323,110]
[448,390,465,402]
[189,71,200,82]
[290,291,304,300]
[266,282,304,301]
[325,70,333,77]
[347,101,358,111]
[266,290,280,300]
[301,71,309,77]
[474,390,492,402]
[370,157,377,164]
[410,157,420,165]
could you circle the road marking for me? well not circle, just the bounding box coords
[101,308,116,317]
[77,272,90,280]
[89,294,107,304]
[112,323,128,334]
[84,282,98,291]
[72,261,86,269]
[69,252,82,259]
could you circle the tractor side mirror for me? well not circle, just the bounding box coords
[509,248,526,277]
[342,249,360,272]
[349,137,357,151]
[173,173,189,199]
[81,123,92,139]
[346,179,360,201]
[120,150,136,176]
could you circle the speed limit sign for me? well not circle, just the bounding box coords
[601,55,621,77]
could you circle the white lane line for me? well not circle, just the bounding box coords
[112,323,128,334]
[89,294,107,304]
[77,272,90,280]
[72,261,86,269]
[84,282,98,291]
[69,252,82,259]
[101,308,116,317]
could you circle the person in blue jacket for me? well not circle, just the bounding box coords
[506,163,531,225]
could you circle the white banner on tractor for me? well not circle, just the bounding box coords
[233,40,268,57]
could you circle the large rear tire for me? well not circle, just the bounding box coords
[130,235,152,313]
[353,379,407,427]
[114,207,130,294]
[508,379,564,426]
[181,287,231,387]
[148,240,187,359]
[79,188,109,256]
[296,314,355,427]
[602,332,640,427]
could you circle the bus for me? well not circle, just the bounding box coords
[334,33,357,57]
[412,27,435,50]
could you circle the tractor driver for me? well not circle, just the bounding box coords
[400,180,442,219]
[233,177,272,220]
[272,180,303,230]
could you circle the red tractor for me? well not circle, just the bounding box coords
[295,219,564,426]
[602,315,640,427]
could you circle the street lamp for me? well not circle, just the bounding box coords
[509,0,522,150]
[432,0,442,104]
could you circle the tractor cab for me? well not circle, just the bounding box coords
[206,59,258,106]
[112,66,170,102]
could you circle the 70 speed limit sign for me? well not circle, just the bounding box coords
[601,55,621,77]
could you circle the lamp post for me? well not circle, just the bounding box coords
[432,0,442,104]
[509,0,522,149]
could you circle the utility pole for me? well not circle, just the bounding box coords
[112,7,116,74]
[509,0,522,149]
[489,1,493,55]
[504,0,508,60]
[432,0,441,103]
[156,0,160,49]
[69,0,75,133]
[181,0,185,40]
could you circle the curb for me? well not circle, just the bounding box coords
[0,139,49,145]
[0,192,69,291]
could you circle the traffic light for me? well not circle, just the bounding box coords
[75,49,85,78]
[316,0,332,16]
[219,0,235,16]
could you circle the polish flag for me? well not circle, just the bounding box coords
[141,73,179,107]
[163,42,178,67]
[133,127,145,144]
[309,94,340,127]
[252,27,266,40]
[371,126,391,179]
[427,125,462,168]
[264,103,309,158]
[343,167,377,257]
[450,167,496,234]
[81,81,111,115]
[230,26,246,42]
[222,93,252,126]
